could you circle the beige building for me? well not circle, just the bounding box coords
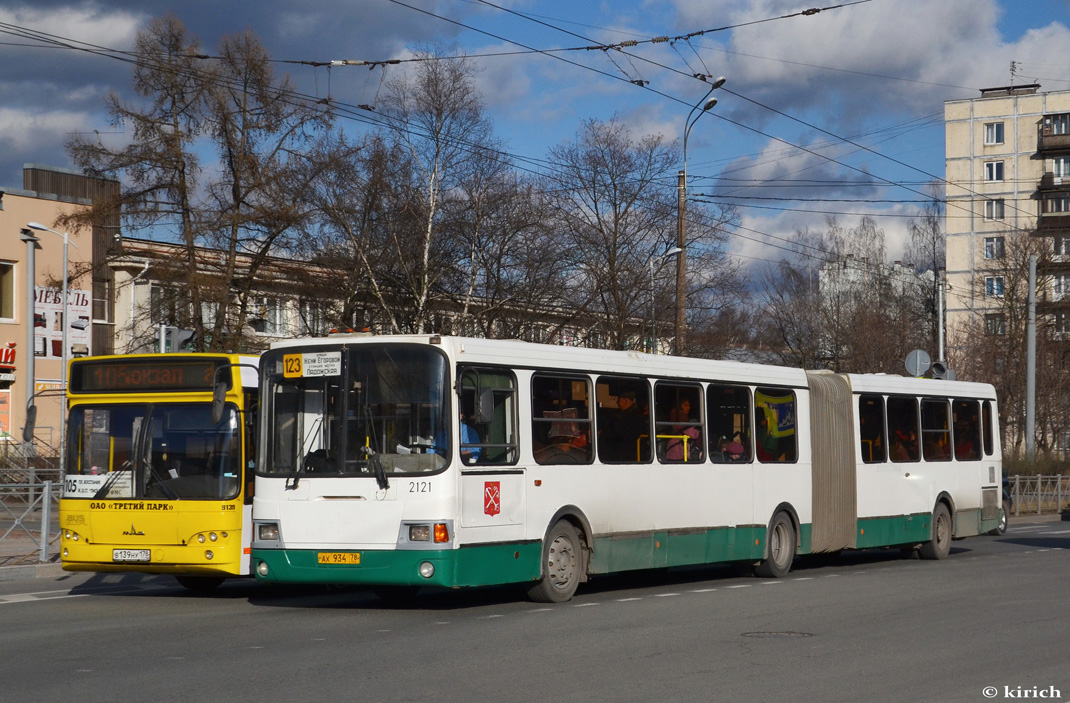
[0,165,118,450]
[945,84,1070,341]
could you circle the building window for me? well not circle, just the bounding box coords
[984,122,1004,145]
[1054,274,1070,302]
[1055,236,1070,257]
[983,200,1005,221]
[1044,114,1070,135]
[1055,157,1070,178]
[298,300,329,336]
[0,261,14,321]
[985,313,1006,336]
[985,276,1005,298]
[1044,195,1070,213]
[984,236,1005,259]
[1055,312,1070,336]
[249,296,285,336]
[984,161,1004,182]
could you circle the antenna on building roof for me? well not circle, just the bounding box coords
[1010,60,1018,85]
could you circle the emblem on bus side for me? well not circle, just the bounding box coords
[484,482,501,516]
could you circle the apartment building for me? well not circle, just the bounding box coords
[945,84,1070,342]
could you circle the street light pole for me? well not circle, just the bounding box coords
[19,229,38,450]
[676,76,726,356]
[27,222,77,475]
[649,246,683,354]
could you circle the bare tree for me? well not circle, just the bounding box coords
[66,15,211,349]
[758,216,931,372]
[374,50,496,334]
[66,16,335,351]
[546,119,683,350]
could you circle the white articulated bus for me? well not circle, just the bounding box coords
[250,334,1002,602]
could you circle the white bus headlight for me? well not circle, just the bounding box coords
[258,523,279,541]
[419,561,435,578]
[409,525,431,541]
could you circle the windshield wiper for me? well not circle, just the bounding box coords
[363,446,389,491]
[288,414,325,490]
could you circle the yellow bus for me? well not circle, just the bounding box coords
[59,353,258,591]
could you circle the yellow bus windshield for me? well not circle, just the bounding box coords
[66,403,242,500]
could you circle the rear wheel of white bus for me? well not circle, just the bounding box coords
[755,512,795,578]
[919,503,952,560]
[527,520,584,603]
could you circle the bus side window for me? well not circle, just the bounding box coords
[952,399,981,461]
[887,396,919,462]
[459,367,519,465]
[921,399,952,462]
[706,384,751,463]
[531,374,593,465]
[595,376,651,463]
[858,394,886,463]
[982,400,995,456]
[654,383,703,463]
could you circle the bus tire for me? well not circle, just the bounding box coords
[755,512,795,578]
[989,500,1010,536]
[527,520,583,603]
[919,503,952,560]
[175,575,225,592]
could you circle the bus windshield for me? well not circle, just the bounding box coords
[261,345,449,477]
[66,403,242,500]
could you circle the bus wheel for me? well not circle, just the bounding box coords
[919,503,952,560]
[989,500,1010,536]
[755,512,795,578]
[527,520,583,603]
[175,575,225,592]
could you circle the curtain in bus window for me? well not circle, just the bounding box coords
[755,388,797,463]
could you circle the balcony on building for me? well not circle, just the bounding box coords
[1038,113,1070,154]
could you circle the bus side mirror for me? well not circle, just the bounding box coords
[475,389,495,424]
[23,404,37,444]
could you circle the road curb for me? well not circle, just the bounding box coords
[0,561,65,582]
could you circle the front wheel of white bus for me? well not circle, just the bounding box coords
[527,520,584,603]
[755,512,795,578]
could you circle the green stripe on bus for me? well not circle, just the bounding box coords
[252,542,542,588]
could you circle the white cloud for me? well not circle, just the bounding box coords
[0,3,143,50]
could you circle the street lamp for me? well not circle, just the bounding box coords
[676,75,726,356]
[27,221,77,475]
[649,246,683,354]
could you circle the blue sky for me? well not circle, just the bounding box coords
[3,0,1070,269]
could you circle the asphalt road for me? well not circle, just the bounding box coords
[2,521,1068,703]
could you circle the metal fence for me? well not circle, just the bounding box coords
[0,480,59,564]
[1008,474,1070,516]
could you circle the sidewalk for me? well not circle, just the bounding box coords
[0,534,63,582]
